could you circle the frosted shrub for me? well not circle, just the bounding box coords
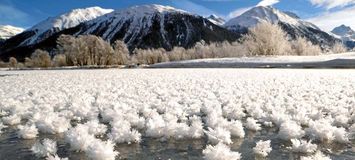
[133,48,169,65]
[291,37,321,56]
[52,54,67,67]
[0,60,7,68]
[9,57,17,68]
[243,22,291,56]
[31,49,52,68]
[330,42,347,54]
[24,57,33,67]
[112,40,129,65]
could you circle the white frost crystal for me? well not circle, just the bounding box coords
[253,140,272,157]
[203,143,241,160]
[290,139,317,153]
[31,139,58,157]
[0,69,354,159]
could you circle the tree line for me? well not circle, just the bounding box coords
[1,22,348,68]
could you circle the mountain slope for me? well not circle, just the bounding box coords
[0,5,239,61]
[331,25,355,41]
[206,15,225,26]
[74,5,237,50]
[331,25,355,49]
[224,6,339,49]
[0,7,113,53]
[0,25,24,40]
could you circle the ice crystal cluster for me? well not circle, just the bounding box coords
[0,69,354,159]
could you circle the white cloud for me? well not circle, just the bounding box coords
[257,0,280,7]
[307,6,355,31]
[309,0,355,9]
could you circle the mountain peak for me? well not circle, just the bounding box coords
[224,6,338,49]
[111,4,187,16]
[331,25,354,36]
[30,6,113,32]
[21,6,113,46]
[224,6,317,29]
[331,25,355,42]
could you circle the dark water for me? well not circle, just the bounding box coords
[0,126,354,160]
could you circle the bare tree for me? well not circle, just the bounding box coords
[57,35,116,66]
[0,60,7,68]
[24,57,33,68]
[331,42,347,54]
[291,37,321,56]
[52,54,67,67]
[243,22,291,56]
[9,57,17,68]
[113,40,129,65]
[31,49,51,68]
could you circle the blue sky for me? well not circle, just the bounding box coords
[1,0,355,31]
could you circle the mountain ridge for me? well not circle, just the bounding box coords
[224,6,339,49]
[0,4,238,61]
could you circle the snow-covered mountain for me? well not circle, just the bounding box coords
[22,7,113,46]
[331,25,355,41]
[1,6,112,50]
[331,25,355,49]
[206,15,225,26]
[0,25,24,40]
[0,4,238,60]
[224,6,339,49]
[72,4,236,50]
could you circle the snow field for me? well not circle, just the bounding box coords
[0,69,354,159]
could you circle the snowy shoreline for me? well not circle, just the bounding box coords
[150,52,355,68]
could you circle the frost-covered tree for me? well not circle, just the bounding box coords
[52,54,67,67]
[112,40,129,65]
[133,48,169,65]
[56,35,115,66]
[56,35,78,66]
[0,60,7,68]
[24,57,33,68]
[331,42,347,54]
[9,57,18,68]
[291,37,321,56]
[243,22,291,56]
[31,49,51,68]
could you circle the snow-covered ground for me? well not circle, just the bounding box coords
[0,69,354,159]
[150,52,355,68]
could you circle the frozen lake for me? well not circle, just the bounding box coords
[0,69,354,160]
